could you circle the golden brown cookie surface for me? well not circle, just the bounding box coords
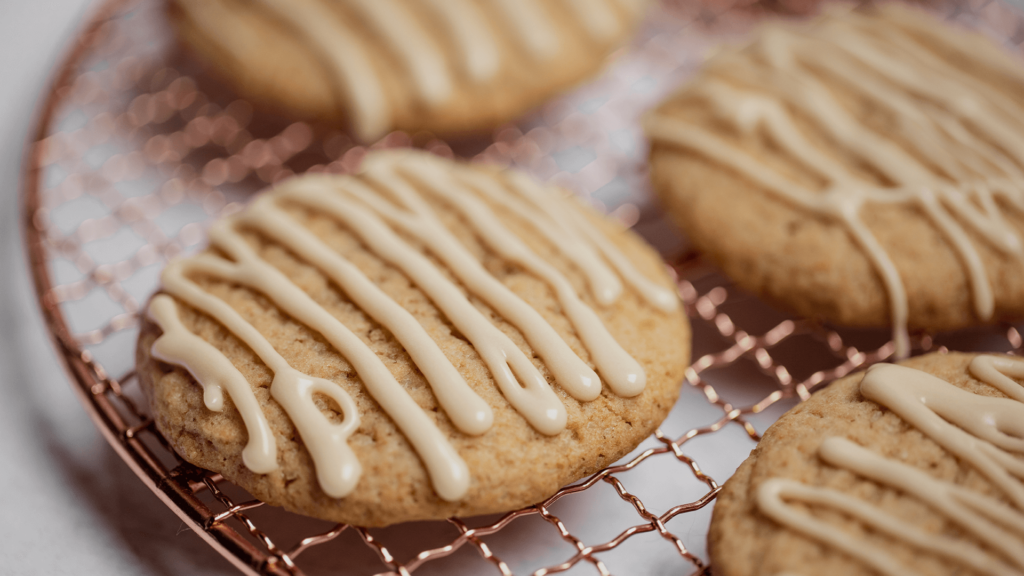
[646,5,1024,355]
[709,352,1024,576]
[136,150,690,527]
[170,0,650,141]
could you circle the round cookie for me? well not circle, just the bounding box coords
[170,0,651,142]
[709,351,1024,576]
[136,150,690,527]
[645,4,1024,356]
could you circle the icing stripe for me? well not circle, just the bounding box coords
[610,0,649,17]
[182,0,646,141]
[149,295,279,474]
[491,170,679,312]
[241,196,494,436]
[157,256,369,498]
[357,162,605,400]
[391,158,646,396]
[346,0,452,105]
[149,151,674,499]
[646,118,912,355]
[162,236,469,499]
[420,0,500,82]
[758,475,1019,576]
[647,10,1024,357]
[563,0,622,42]
[486,0,561,60]
[467,170,624,306]
[562,203,682,313]
[280,180,570,435]
[252,0,388,142]
[756,357,1024,575]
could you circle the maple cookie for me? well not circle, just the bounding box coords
[645,5,1024,356]
[169,0,651,142]
[709,352,1024,576]
[135,150,689,527]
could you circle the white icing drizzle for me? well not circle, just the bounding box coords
[470,171,623,305]
[645,7,1024,358]
[486,0,561,60]
[420,0,500,82]
[563,0,622,42]
[251,0,388,142]
[155,256,371,498]
[756,357,1024,576]
[358,158,605,400]
[498,170,678,313]
[159,219,474,500]
[610,0,650,17]
[376,154,647,396]
[148,151,675,500]
[279,180,569,435]
[239,197,494,437]
[346,0,451,105]
[148,294,279,475]
[563,206,682,314]
[181,0,645,141]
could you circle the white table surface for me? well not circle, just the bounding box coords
[3,1,1024,575]
[0,2,235,573]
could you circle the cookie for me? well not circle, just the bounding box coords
[709,351,1024,576]
[135,150,689,527]
[644,4,1024,356]
[170,0,650,142]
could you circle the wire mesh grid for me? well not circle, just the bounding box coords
[19,0,1024,574]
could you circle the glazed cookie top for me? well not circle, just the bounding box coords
[709,352,1024,576]
[645,5,1024,356]
[172,0,650,141]
[137,150,689,525]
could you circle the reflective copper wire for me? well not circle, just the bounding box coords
[21,0,1024,574]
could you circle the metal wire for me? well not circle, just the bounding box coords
[21,0,1024,574]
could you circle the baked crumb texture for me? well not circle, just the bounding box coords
[170,0,650,141]
[136,151,690,526]
[647,5,1024,356]
[710,352,1024,576]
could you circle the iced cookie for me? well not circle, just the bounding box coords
[709,352,1024,576]
[170,0,650,142]
[135,150,689,526]
[645,5,1024,356]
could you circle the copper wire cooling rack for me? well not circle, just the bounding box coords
[20,0,1024,574]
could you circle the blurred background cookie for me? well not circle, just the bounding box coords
[169,0,651,142]
[645,5,1024,356]
[135,150,690,526]
[709,351,1024,576]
